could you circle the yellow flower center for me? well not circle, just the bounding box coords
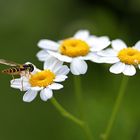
[59,39,90,57]
[29,70,56,87]
[118,48,140,65]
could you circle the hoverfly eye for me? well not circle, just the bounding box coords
[29,64,34,72]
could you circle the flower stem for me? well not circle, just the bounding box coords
[73,76,84,117]
[73,76,93,140]
[102,76,129,140]
[51,97,93,140]
[51,97,84,126]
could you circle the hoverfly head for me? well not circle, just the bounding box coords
[27,64,34,72]
[23,63,34,72]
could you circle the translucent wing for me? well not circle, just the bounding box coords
[0,59,21,66]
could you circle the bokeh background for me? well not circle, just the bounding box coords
[0,0,140,140]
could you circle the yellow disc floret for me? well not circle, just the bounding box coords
[59,39,90,57]
[29,70,56,87]
[118,48,140,65]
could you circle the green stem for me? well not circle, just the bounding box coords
[73,76,93,140]
[73,76,84,117]
[102,76,129,140]
[82,123,94,140]
[51,97,84,126]
[51,97,93,140]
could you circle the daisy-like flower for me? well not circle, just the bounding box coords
[10,57,70,102]
[98,39,140,76]
[37,30,110,75]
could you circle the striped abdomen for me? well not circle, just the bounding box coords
[1,67,26,75]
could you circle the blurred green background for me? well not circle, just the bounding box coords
[0,0,140,140]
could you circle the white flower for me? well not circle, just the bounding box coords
[98,39,140,76]
[10,58,70,102]
[37,30,110,75]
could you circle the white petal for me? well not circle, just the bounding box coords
[23,89,38,102]
[48,83,63,90]
[11,84,23,90]
[54,75,68,82]
[30,87,43,91]
[81,52,93,60]
[36,50,50,61]
[11,78,22,85]
[48,51,72,63]
[11,77,30,91]
[82,52,104,63]
[134,41,140,50]
[123,65,136,76]
[97,48,118,57]
[86,35,97,45]
[38,39,59,51]
[89,36,111,51]
[102,56,120,64]
[44,56,63,72]
[91,53,103,63]
[109,62,125,74]
[138,64,140,69]
[112,39,127,51]
[74,30,89,40]
[54,65,70,75]
[70,58,87,75]
[99,36,110,41]
[40,88,53,101]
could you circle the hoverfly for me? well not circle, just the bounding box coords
[0,59,34,91]
[0,59,34,77]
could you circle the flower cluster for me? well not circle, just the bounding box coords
[37,30,110,75]
[10,30,140,102]
[98,39,140,76]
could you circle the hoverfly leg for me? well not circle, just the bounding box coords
[12,75,15,80]
[29,71,31,76]
[26,70,31,78]
[26,70,29,78]
[21,77,24,91]
[24,70,27,77]
[11,75,15,84]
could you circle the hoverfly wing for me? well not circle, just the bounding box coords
[0,59,21,66]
